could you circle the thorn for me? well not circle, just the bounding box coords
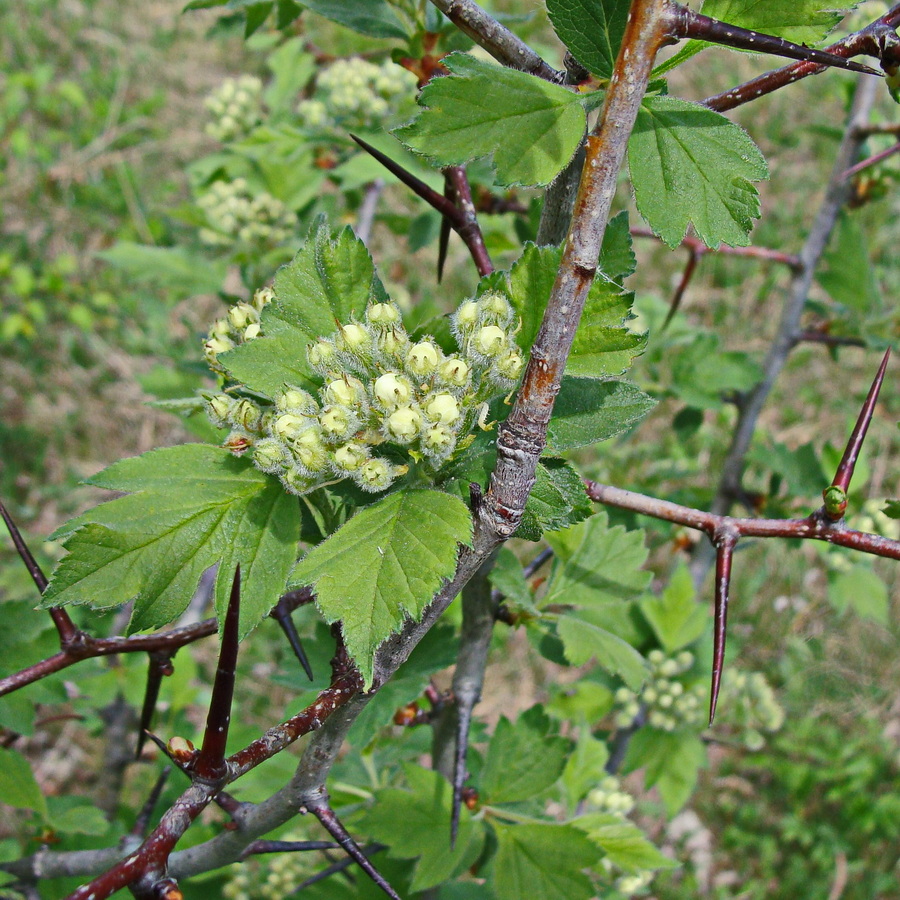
[829,348,891,500]
[136,652,175,759]
[709,534,737,725]
[310,804,402,900]
[194,565,241,781]
[291,844,387,892]
[437,172,457,284]
[671,6,883,76]
[450,698,474,847]
[662,247,701,331]
[270,595,314,681]
[131,768,171,837]
[351,134,462,223]
[240,839,341,858]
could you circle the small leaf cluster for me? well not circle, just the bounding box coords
[204,74,264,142]
[613,649,706,732]
[196,178,296,250]
[297,57,418,133]
[203,285,273,368]
[206,290,524,497]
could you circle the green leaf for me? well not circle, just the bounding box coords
[639,563,708,652]
[395,53,587,187]
[702,0,846,45]
[298,0,407,38]
[670,334,762,408]
[491,822,599,900]
[623,729,707,815]
[819,213,882,313]
[43,445,301,639]
[97,243,227,295]
[50,804,110,836]
[480,707,571,804]
[0,750,48,819]
[557,613,648,689]
[883,499,900,519]
[828,565,889,626]
[574,813,677,872]
[518,458,593,542]
[628,96,768,248]
[546,377,656,452]
[221,220,383,396]
[289,489,472,687]
[361,764,484,892]
[562,729,610,811]
[546,0,630,78]
[488,547,538,613]
[504,228,645,379]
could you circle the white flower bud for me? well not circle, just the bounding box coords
[324,376,366,409]
[438,356,470,388]
[275,387,317,415]
[422,424,455,458]
[643,687,658,704]
[281,466,316,495]
[354,458,396,492]
[207,394,235,427]
[495,349,524,381]
[453,300,479,335]
[231,399,262,432]
[474,325,507,358]
[228,302,259,331]
[425,393,460,425]
[406,341,441,377]
[272,413,307,442]
[676,650,694,670]
[332,442,369,472]
[252,286,274,310]
[376,326,409,359]
[648,649,666,666]
[293,428,329,473]
[204,334,235,358]
[386,406,422,443]
[319,405,356,440]
[243,322,261,341]
[253,438,288,474]
[366,302,402,328]
[307,338,338,373]
[336,322,371,353]
[373,372,413,409]
[476,290,513,325]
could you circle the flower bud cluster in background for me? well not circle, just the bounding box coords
[205,291,525,496]
[203,286,273,367]
[204,74,264,142]
[297,57,418,132]
[197,178,295,250]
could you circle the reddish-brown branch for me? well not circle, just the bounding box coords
[704,7,900,112]
[843,138,900,179]
[630,226,803,269]
[710,530,737,723]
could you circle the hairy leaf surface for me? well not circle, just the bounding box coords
[395,54,587,187]
[574,813,677,872]
[629,96,768,248]
[221,220,384,395]
[289,488,472,687]
[546,0,631,78]
[297,0,407,38]
[518,458,593,541]
[43,445,300,638]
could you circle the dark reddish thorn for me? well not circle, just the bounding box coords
[131,768,171,837]
[194,565,241,781]
[828,348,891,510]
[240,839,341,858]
[709,532,737,725]
[670,5,883,77]
[270,595,314,681]
[351,134,461,221]
[437,173,455,282]
[291,844,388,892]
[0,499,77,643]
[662,246,702,330]
[136,652,176,759]
[309,804,401,900]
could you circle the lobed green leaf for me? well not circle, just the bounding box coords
[546,0,631,78]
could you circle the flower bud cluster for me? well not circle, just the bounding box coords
[587,775,635,818]
[206,292,525,497]
[296,58,418,132]
[822,498,900,573]
[203,286,273,371]
[197,178,295,249]
[204,75,264,143]
[222,846,309,900]
[715,668,785,750]
[615,870,655,896]
[613,650,706,732]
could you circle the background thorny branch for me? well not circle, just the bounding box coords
[1,1,899,898]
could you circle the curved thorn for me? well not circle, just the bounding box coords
[709,534,736,725]
[672,6,883,76]
[195,565,241,780]
[310,804,401,900]
[136,652,175,759]
[270,597,314,681]
[831,348,891,494]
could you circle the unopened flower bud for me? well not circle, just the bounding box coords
[474,325,507,358]
[336,322,371,353]
[366,302,402,328]
[373,372,412,409]
[167,736,196,763]
[207,394,235,427]
[252,286,274,310]
[439,356,470,388]
[495,349,524,381]
[354,458,395,492]
[205,334,235,357]
[293,428,329,473]
[376,326,409,359]
[227,302,259,331]
[253,438,288,474]
[273,413,307,442]
[453,300,479,335]
[333,441,369,472]
[307,338,337,373]
[281,466,315,495]
[231,399,262,432]
[422,424,455,457]
[425,393,460,425]
[476,290,513,325]
[648,649,666,666]
[407,341,441,377]
[386,406,422,443]
[275,387,318,415]
[324,376,366,409]
[319,405,356,440]
[243,322,261,341]
[224,431,252,454]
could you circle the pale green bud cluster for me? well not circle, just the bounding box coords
[715,669,785,751]
[204,75,264,143]
[613,649,706,732]
[586,775,635,817]
[222,847,310,900]
[451,291,525,391]
[197,178,295,249]
[297,58,418,132]
[206,292,525,497]
[204,286,273,371]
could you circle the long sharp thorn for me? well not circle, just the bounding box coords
[311,804,401,900]
[136,652,175,759]
[662,247,700,331]
[350,134,463,224]
[291,844,387,893]
[709,535,736,725]
[831,348,891,495]
[195,564,241,780]
[450,699,474,847]
[672,6,883,77]
[131,767,171,837]
[270,597,314,681]
[241,839,341,858]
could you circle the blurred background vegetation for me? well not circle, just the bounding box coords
[1,0,898,897]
